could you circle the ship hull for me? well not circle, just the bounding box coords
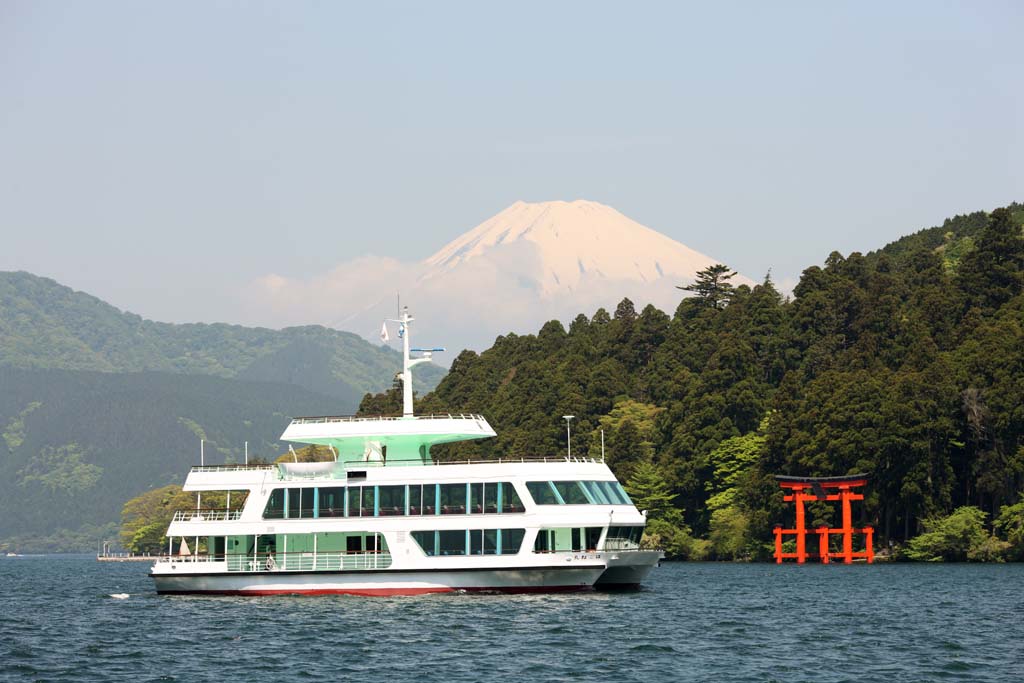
[594,550,663,588]
[152,566,604,596]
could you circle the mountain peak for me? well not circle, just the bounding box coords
[423,200,726,296]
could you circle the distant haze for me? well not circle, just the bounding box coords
[246,200,751,353]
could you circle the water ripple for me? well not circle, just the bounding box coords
[2,557,1024,682]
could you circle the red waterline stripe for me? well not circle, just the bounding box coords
[159,585,593,597]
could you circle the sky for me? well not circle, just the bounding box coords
[2,1,1022,332]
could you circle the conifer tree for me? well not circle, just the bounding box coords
[677,263,737,309]
[957,207,1024,310]
[625,459,675,519]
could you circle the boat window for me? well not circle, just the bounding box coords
[287,488,301,518]
[270,483,530,520]
[525,481,632,506]
[378,485,405,516]
[567,527,602,551]
[292,488,316,518]
[411,529,526,557]
[579,480,609,504]
[526,481,560,505]
[552,481,590,505]
[423,484,438,515]
[264,489,285,519]
[501,528,525,555]
[439,483,467,514]
[469,483,484,514]
[470,529,484,555]
[347,487,361,517]
[411,531,436,556]
[593,481,614,507]
[501,483,525,512]
[318,487,345,518]
[438,529,466,555]
[604,525,644,550]
[613,483,634,505]
[533,527,601,552]
[484,529,499,554]
[483,483,498,513]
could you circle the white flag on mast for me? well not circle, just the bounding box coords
[380,322,390,343]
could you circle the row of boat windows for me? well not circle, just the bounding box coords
[533,525,646,552]
[230,532,387,555]
[525,480,633,506]
[263,482,525,519]
[408,525,646,556]
[534,527,603,552]
[604,526,645,550]
[410,529,527,556]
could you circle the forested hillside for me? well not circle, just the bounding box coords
[0,272,447,551]
[361,203,1024,559]
[0,271,445,406]
[0,368,340,551]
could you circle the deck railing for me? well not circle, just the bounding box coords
[189,456,606,479]
[158,551,392,572]
[288,413,488,425]
[190,464,275,473]
[172,509,244,522]
[387,456,606,466]
[225,551,392,572]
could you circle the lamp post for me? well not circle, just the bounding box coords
[562,415,575,459]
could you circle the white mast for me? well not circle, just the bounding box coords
[402,307,413,416]
[393,306,442,418]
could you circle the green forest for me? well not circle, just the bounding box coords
[0,271,443,552]
[359,203,1024,561]
[0,368,341,552]
[0,271,445,408]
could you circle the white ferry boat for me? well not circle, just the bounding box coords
[150,309,662,595]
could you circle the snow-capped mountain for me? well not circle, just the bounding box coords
[250,200,748,355]
[422,199,726,297]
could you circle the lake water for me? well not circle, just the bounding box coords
[2,556,1022,682]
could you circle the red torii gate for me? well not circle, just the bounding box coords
[773,475,874,565]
